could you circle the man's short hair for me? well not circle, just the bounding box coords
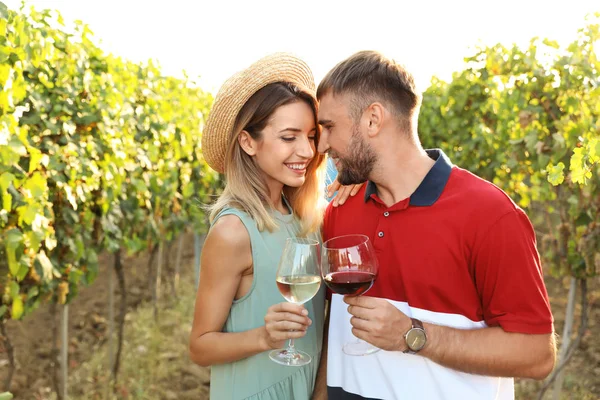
[317,51,422,129]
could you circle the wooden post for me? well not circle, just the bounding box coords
[174,234,184,294]
[153,241,164,321]
[0,321,15,392]
[113,250,126,383]
[107,253,115,397]
[108,257,114,374]
[552,277,577,400]
[61,304,69,400]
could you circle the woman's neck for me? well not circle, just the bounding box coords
[267,181,289,214]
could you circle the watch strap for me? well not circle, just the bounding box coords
[411,317,424,330]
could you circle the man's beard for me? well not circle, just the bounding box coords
[334,125,377,186]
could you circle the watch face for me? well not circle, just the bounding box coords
[406,329,426,351]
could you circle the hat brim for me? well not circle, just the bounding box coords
[202,53,316,173]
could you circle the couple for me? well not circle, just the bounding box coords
[189,51,556,400]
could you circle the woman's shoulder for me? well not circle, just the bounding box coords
[202,214,253,276]
[214,204,251,220]
[209,214,251,252]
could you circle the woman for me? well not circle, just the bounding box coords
[189,53,334,400]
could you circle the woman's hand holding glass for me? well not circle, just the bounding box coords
[269,238,321,366]
[262,302,312,350]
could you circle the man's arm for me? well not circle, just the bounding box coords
[345,296,556,380]
[351,206,556,379]
[311,300,330,400]
[423,323,556,379]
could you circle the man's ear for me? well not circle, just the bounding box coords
[364,102,385,138]
[238,130,257,156]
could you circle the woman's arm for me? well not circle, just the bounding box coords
[311,300,329,400]
[189,215,311,366]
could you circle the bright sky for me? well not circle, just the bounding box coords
[4,0,599,95]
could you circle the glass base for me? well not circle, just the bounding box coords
[342,340,381,356]
[269,348,312,366]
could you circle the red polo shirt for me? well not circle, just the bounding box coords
[324,149,553,400]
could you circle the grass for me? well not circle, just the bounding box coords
[43,270,597,400]
[49,278,209,400]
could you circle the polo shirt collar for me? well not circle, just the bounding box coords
[363,149,452,206]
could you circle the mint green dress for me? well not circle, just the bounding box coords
[209,204,325,400]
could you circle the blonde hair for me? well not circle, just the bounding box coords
[208,82,326,236]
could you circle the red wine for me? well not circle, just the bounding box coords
[324,271,376,296]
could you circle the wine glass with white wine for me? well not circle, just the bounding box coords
[269,237,321,366]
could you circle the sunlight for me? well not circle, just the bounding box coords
[2,0,598,94]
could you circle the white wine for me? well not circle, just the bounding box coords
[276,275,321,304]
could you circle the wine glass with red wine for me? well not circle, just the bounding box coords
[269,237,321,366]
[321,234,379,356]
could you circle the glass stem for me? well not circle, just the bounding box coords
[287,338,297,354]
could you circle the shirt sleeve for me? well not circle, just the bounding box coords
[473,208,554,334]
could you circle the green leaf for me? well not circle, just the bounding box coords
[2,192,11,212]
[182,182,194,198]
[570,166,592,185]
[17,203,40,225]
[8,136,26,156]
[570,147,585,166]
[552,133,565,148]
[0,392,14,400]
[36,250,54,281]
[28,147,43,173]
[16,263,28,282]
[0,2,8,18]
[68,267,84,284]
[5,229,23,276]
[0,172,14,192]
[23,230,43,252]
[547,162,565,186]
[64,186,77,210]
[9,282,19,298]
[77,113,99,126]
[27,286,39,299]
[0,146,20,167]
[45,234,57,251]
[524,131,539,152]
[11,296,23,320]
[588,137,600,163]
[575,212,593,227]
[23,172,47,199]
[542,38,560,49]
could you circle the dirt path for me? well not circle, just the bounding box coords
[515,275,600,398]
[0,233,203,399]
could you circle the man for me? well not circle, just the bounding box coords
[315,51,556,400]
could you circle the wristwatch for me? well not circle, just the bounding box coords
[403,318,427,354]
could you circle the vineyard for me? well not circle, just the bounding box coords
[418,14,600,398]
[0,2,220,398]
[0,2,599,400]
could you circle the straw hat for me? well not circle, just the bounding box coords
[202,53,316,173]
